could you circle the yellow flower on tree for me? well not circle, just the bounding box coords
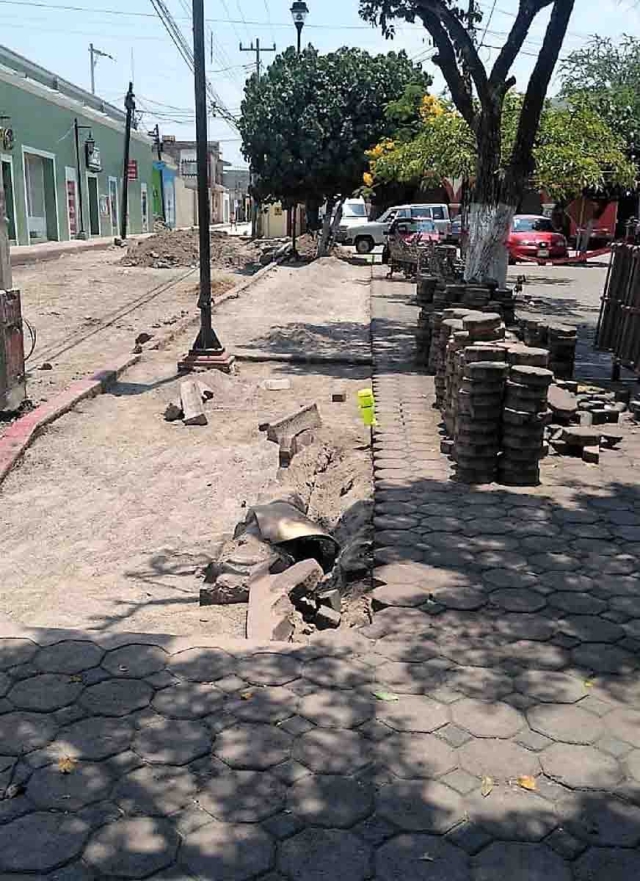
[363,171,374,187]
[420,94,444,121]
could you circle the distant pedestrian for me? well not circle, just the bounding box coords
[230,213,237,231]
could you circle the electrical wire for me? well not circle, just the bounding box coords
[23,318,37,362]
[478,0,497,49]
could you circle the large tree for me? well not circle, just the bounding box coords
[359,0,576,285]
[238,46,428,253]
[367,92,635,203]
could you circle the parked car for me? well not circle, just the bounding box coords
[508,215,568,263]
[448,214,463,245]
[319,197,368,229]
[336,203,451,254]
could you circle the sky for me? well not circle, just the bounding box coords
[1,0,639,167]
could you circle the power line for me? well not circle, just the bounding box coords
[478,0,497,49]
[262,0,276,45]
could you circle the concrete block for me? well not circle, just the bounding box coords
[200,573,250,606]
[180,380,207,426]
[262,379,291,391]
[318,589,341,612]
[315,605,341,629]
[268,403,321,444]
[276,559,324,603]
[582,445,600,465]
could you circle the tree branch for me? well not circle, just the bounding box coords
[507,0,577,186]
[416,0,490,108]
[414,7,476,129]
[490,0,555,89]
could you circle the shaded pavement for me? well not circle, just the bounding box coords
[2,266,640,878]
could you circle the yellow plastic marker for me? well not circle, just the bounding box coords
[358,388,377,426]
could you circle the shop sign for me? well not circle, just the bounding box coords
[85,142,102,172]
[67,180,77,236]
[0,127,14,151]
[127,159,138,181]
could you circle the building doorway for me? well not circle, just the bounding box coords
[1,155,17,242]
[23,149,58,243]
[108,176,119,236]
[87,174,100,236]
[141,182,149,233]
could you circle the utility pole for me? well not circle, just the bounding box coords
[149,123,166,222]
[74,118,88,240]
[177,0,232,373]
[120,82,135,242]
[89,43,113,96]
[241,38,276,240]
[0,162,11,290]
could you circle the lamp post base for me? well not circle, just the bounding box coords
[178,348,235,373]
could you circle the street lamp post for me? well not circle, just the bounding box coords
[289,1,308,258]
[290,0,309,54]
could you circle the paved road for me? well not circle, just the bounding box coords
[1,264,640,879]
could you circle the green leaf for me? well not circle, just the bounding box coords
[372,690,400,702]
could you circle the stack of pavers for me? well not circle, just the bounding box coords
[415,271,438,368]
[443,322,471,438]
[435,312,468,410]
[500,364,554,485]
[454,312,508,483]
[547,324,577,379]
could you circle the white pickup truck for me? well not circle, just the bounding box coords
[336,203,451,253]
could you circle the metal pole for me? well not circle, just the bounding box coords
[191,0,222,351]
[120,82,135,241]
[89,44,95,95]
[0,159,12,289]
[74,118,87,240]
[240,38,275,240]
[155,124,166,223]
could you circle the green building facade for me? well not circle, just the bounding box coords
[0,45,154,246]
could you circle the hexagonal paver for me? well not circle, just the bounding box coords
[509,641,569,671]
[451,698,524,739]
[513,671,588,704]
[0,638,37,670]
[113,763,197,816]
[377,779,464,832]
[559,615,625,644]
[134,717,211,765]
[34,640,104,674]
[466,787,558,841]
[9,673,82,711]
[102,644,168,678]
[0,813,90,873]
[625,748,640,780]
[610,595,640,616]
[230,686,298,724]
[302,657,373,690]
[169,646,235,681]
[375,660,450,695]
[27,760,113,810]
[294,728,369,775]
[376,833,471,881]
[377,732,456,779]
[548,593,606,615]
[197,768,285,822]
[288,775,374,828]
[573,847,640,881]
[572,643,636,674]
[446,667,513,701]
[374,636,440,663]
[459,739,540,781]
[491,589,546,613]
[298,688,373,728]
[527,704,603,745]
[374,695,450,733]
[556,791,640,847]
[538,572,595,593]
[483,569,539,590]
[214,722,292,770]
[182,819,274,880]
[52,716,134,759]
[0,710,58,755]
[80,679,153,717]
[236,652,301,686]
[541,743,622,789]
[151,681,225,719]
[84,816,179,878]
[473,842,570,881]
[606,706,640,747]
[279,829,370,881]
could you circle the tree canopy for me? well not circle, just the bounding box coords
[559,35,640,164]
[366,91,635,202]
[238,46,429,209]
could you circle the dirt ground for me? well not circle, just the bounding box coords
[9,248,242,416]
[0,258,373,637]
[120,227,267,270]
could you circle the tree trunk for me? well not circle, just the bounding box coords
[317,197,345,257]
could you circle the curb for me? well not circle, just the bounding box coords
[0,354,140,487]
[234,351,373,366]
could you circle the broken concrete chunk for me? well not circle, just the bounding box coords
[135,332,153,346]
[164,402,183,422]
[275,558,324,603]
[582,445,600,465]
[332,385,347,403]
[180,380,208,426]
[318,588,341,612]
[315,605,341,630]
[200,573,250,606]
[267,403,322,444]
[197,381,214,401]
[548,385,578,420]
[561,426,601,447]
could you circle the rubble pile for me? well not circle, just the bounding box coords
[121,228,285,271]
[545,382,627,464]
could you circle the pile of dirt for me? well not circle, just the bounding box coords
[121,228,263,271]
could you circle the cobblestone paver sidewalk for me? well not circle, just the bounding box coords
[1,267,640,879]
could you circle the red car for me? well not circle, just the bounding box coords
[508,215,568,263]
